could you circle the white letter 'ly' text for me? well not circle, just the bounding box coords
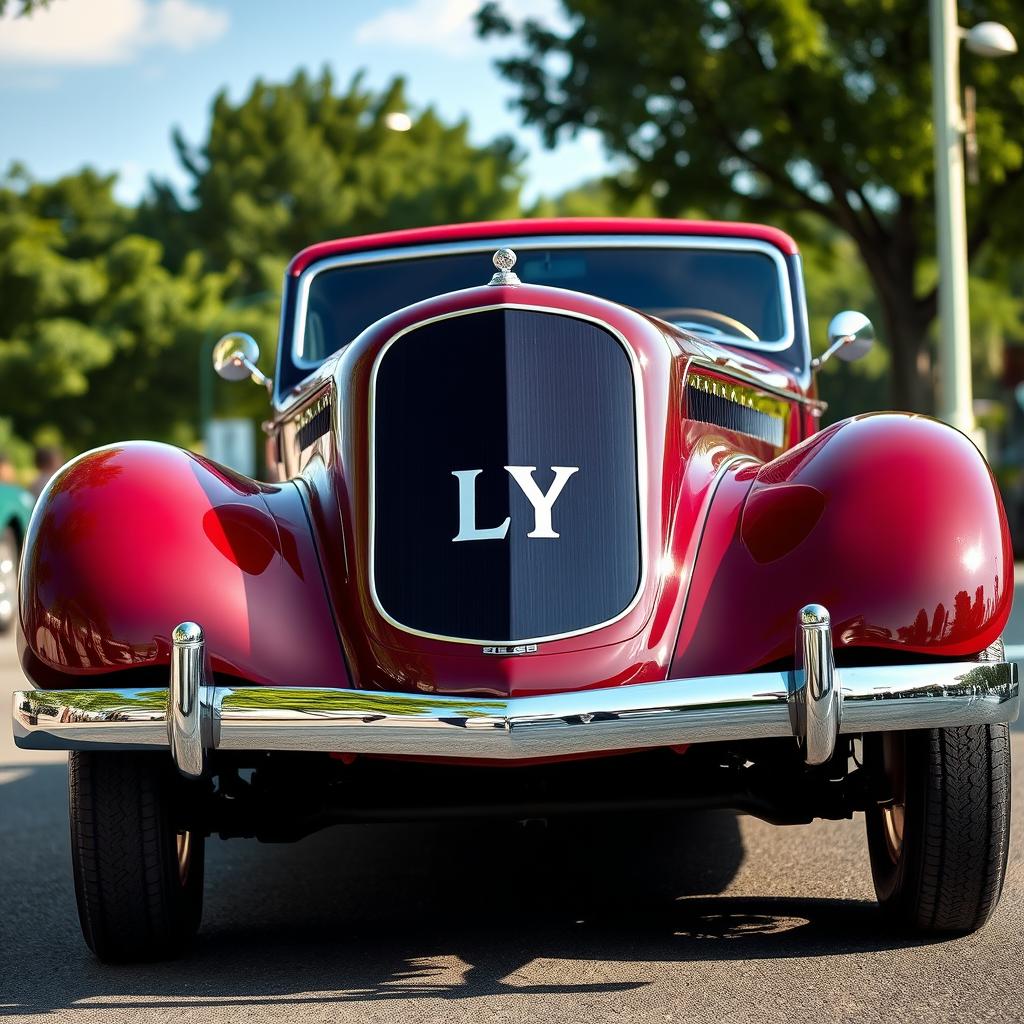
[451,466,579,542]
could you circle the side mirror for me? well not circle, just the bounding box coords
[213,332,272,392]
[813,311,875,370]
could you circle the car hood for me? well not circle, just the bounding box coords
[291,282,792,698]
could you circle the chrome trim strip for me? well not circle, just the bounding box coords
[14,660,1018,761]
[290,234,799,371]
[683,355,825,411]
[367,302,652,647]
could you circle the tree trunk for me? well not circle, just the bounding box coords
[849,204,935,415]
[877,292,934,414]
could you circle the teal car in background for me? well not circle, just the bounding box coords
[0,483,33,634]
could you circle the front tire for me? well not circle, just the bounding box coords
[865,722,1010,934]
[69,752,204,962]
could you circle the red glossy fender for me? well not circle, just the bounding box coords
[672,413,1013,677]
[18,443,349,688]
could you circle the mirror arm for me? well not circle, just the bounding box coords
[247,361,273,393]
[232,355,273,393]
[811,334,852,371]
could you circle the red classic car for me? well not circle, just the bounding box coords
[12,218,1019,961]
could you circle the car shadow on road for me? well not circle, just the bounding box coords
[1,765,936,1016]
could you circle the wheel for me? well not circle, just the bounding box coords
[0,525,18,635]
[864,718,1010,934]
[69,751,204,962]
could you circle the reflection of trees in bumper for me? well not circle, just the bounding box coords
[848,663,1014,702]
[24,688,167,724]
[219,687,506,720]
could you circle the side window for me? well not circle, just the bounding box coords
[305,310,328,363]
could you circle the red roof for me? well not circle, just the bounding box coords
[287,217,799,275]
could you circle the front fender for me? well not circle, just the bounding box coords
[673,414,1013,677]
[18,442,350,688]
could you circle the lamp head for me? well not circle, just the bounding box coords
[964,21,1018,59]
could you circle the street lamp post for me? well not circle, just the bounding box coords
[930,2,1017,440]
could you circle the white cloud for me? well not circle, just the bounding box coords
[355,0,562,58]
[0,0,229,66]
[142,0,227,51]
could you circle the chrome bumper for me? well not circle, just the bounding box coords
[12,607,1019,777]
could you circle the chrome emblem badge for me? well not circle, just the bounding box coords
[482,644,539,656]
[452,466,579,542]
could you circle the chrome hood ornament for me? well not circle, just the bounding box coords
[489,247,520,286]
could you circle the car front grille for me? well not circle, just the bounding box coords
[370,307,641,644]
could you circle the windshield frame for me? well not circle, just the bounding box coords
[287,233,800,378]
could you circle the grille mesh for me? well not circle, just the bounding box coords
[686,383,785,446]
[296,398,332,450]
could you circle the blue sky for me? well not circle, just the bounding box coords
[0,0,613,206]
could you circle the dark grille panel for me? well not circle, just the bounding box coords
[372,309,641,643]
[686,383,785,446]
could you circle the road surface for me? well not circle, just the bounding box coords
[2,615,1023,1023]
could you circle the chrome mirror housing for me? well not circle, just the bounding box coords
[213,332,272,391]
[813,311,875,370]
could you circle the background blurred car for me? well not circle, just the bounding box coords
[0,481,33,634]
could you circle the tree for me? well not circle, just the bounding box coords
[478,0,1024,411]
[0,71,529,466]
[142,69,525,292]
[0,166,233,455]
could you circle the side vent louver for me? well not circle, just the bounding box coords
[295,393,333,450]
[686,373,787,447]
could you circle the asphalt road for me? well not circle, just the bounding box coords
[2,614,1024,1023]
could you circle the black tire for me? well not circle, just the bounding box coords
[69,751,205,962]
[864,721,1011,934]
[0,525,18,635]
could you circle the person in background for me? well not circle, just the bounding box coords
[0,452,15,484]
[30,446,64,498]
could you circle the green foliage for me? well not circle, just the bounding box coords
[527,177,658,218]
[478,0,1024,411]
[0,418,32,473]
[797,217,890,419]
[4,71,527,462]
[6,50,1023,468]
[0,166,234,454]
[142,69,525,291]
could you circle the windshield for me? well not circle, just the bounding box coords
[297,242,791,366]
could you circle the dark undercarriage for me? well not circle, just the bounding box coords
[177,739,877,844]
